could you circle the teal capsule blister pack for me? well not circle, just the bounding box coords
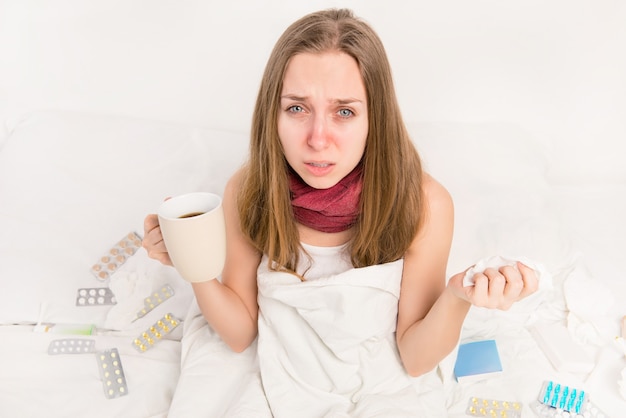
[532,381,608,418]
[540,381,586,413]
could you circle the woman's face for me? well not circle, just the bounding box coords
[278,51,368,190]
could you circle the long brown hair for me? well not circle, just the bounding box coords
[237,8,424,273]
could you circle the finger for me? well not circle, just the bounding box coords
[491,265,522,310]
[447,270,465,288]
[483,267,506,302]
[499,264,524,300]
[470,272,490,306]
[142,225,163,248]
[143,214,160,235]
[142,218,168,258]
[154,251,173,266]
[517,261,539,296]
[144,239,172,265]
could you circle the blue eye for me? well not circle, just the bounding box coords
[338,109,353,118]
[288,105,304,113]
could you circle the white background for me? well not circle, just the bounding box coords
[1,0,625,183]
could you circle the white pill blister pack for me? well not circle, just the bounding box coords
[76,287,117,306]
[48,339,96,355]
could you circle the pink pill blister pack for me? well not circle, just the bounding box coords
[90,232,142,281]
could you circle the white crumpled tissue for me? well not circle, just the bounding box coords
[562,263,615,346]
[463,255,549,288]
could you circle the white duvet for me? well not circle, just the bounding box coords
[169,260,446,418]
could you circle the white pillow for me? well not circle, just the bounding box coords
[409,122,574,277]
[0,110,249,328]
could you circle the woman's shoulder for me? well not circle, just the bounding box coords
[226,167,245,189]
[224,166,248,199]
[222,168,247,214]
[404,172,454,256]
[422,172,453,210]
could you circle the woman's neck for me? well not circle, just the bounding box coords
[297,223,353,247]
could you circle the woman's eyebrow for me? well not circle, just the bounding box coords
[280,94,307,102]
[280,94,363,105]
[332,98,363,106]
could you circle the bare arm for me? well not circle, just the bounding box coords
[395,174,465,376]
[190,170,261,352]
[396,174,538,376]
[143,170,261,352]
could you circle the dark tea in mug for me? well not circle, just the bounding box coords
[179,212,205,219]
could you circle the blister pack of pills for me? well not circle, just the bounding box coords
[76,287,117,306]
[531,400,608,418]
[95,348,128,399]
[91,232,142,281]
[134,284,175,320]
[539,381,587,413]
[132,313,181,353]
[48,339,96,355]
[532,380,608,418]
[465,396,522,418]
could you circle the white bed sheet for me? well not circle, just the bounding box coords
[169,261,624,418]
[0,326,181,418]
[550,184,626,417]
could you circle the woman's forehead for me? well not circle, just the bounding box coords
[281,52,366,100]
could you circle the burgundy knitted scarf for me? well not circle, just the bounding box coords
[289,165,363,233]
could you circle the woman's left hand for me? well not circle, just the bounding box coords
[447,262,539,310]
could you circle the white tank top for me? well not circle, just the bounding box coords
[296,242,353,280]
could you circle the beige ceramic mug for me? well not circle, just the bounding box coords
[157,192,226,283]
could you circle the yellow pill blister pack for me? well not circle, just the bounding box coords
[134,284,175,320]
[96,348,128,399]
[132,313,181,353]
[91,232,142,281]
[466,397,522,418]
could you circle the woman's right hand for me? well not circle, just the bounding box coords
[142,213,173,266]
